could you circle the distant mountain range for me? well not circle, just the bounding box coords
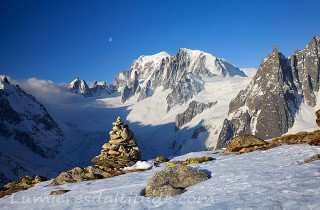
[1,36,319,185]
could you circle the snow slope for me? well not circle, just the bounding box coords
[0,144,319,209]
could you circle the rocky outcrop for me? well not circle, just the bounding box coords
[145,164,209,196]
[49,166,119,186]
[165,156,214,167]
[221,130,320,155]
[224,135,269,153]
[0,175,48,198]
[115,49,246,106]
[175,100,217,128]
[92,117,141,170]
[218,37,320,149]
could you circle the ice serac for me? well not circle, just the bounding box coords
[217,46,297,148]
[217,37,320,149]
[115,48,246,109]
[68,78,92,97]
[175,100,217,129]
[0,75,64,157]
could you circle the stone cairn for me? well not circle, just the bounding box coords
[92,116,141,171]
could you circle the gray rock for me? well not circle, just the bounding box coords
[49,167,86,186]
[145,164,209,196]
[175,100,217,128]
[217,46,297,148]
[50,190,70,195]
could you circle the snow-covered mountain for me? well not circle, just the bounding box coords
[68,78,92,97]
[114,48,246,109]
[0,75,64,186]
[217,37,320,148]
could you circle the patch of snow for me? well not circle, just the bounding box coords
[123,161,154,171]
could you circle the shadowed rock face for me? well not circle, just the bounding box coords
[217,37,320,149]
[175,101,217,129]
[0,76,64,158]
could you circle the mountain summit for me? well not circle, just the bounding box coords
[114,48,246,108]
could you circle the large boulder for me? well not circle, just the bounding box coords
[145,165,209,196]
[224,134,269,153]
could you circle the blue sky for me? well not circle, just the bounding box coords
[1,0,320,84]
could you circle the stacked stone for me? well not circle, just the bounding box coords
[92,116,141,171]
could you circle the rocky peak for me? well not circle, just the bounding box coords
[68,78,92,97]
[217,36,320,149]
[217,45,297,148]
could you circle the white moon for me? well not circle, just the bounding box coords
[108,37,113,42]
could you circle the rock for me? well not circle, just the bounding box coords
[85,166,111,179]
[50,190,71,195]
[49,167,86,186]
[145,164,209,196]
[316,110,320,127]
[309,135,320,146]
[155,156,169,163]
[224,135,269,153]
[303,154,320,163]
[166,156,214,167]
